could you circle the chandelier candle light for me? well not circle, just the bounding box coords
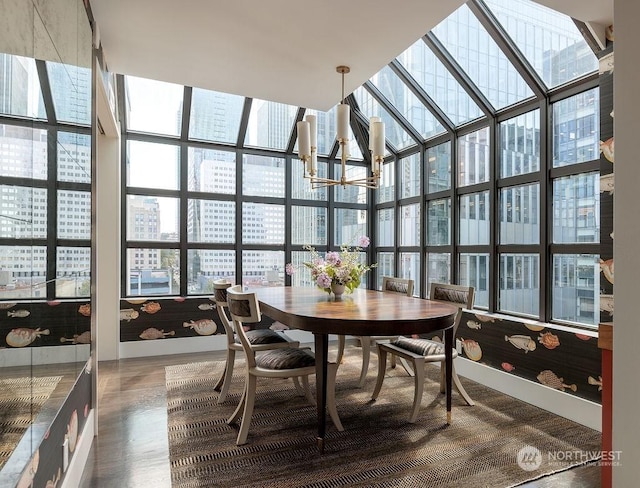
[297,66,385,189]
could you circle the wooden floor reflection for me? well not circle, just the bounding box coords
[79,348,600,488]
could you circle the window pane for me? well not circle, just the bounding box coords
[499,253,539,317]
[291,206,327,245]
[58,190,91,239]
[125,76,183,136]
[400,204,420,246]
[426,253,451,294]
[0,55,46,119]
[499,183,540,244]
[56,247,91,297]
[334,164,368,204]
[427,142,451,193]
[187,250,236,294]
[243,154,285,198]
[399,252,420,296]
[432,4,534,110]
[427,198,451,245]
[301,108,337,156]
[334,208,367,246]
[459,192,490,245]
[0,186,47,238]
[400,153,421,198]
[47,62,91,125]
[0,246,46,299]
[552,254,599,327]
[376,252,395,290]
[292,158,328,201]
[127,195,179,241]
[369,65,446,140]
[58,132,91,183]
[553,173,599,243]
[290,250,314,287]
[376,160,395,203]
[397,39,483,126]
[127,248,180,296]
[188,88,244,144]
[499,110,540,178]
[377,208,394,247]
[244,99,297,150]
[188,147,235,194]
[484,0,598,88]
[128,140,179,190]
[354,86,414,151]
[242,203,285,245]
[0,125,47,179]
[459,253,489,308]
[552,89,599,167]
[458,127,490,186]
[242,250,284,287]
[187,199,235,243]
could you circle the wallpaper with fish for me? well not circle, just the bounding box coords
[456,311,602,404]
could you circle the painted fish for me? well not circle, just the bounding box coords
[459,338,482,361]
[524,323,545,332]
[44,467,61,488]
[197,303,215,311]
[67,410,78,453]
[183,319,217,336]
[60,331,91,344]
[501,362,515,372]
[77,303,91,317]
[600,294,614,316]
[140,301,161,314]
[270,321,289,331]
[7,309,30,318]
[139,327,175,340]
[599,173,614,195]
[588,375,603,391]
[466,320,481,330]
[120,308,139,321]
[6,327,50,347]
[600,258,614,284]
[537,370,577,392]
[600,137,614,163]
[575,333,592,341]
[474,313,498,323]
[0,302,17,310]
[505,334,536,353]
[538,332,560,350]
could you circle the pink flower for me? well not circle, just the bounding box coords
[357,236,370,248]
[316,272,332,288]
[325,252,341,266]
[285,263,296,276]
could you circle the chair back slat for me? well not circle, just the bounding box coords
[428,282,475,333]
[212,280,234,342]
[226,285,262,368]
[382,276,414,297]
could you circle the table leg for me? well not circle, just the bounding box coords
[314,333,328,453]
[444,326,453,424]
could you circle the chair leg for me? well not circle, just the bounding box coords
[216,349,236,404]
[409,358,425,423]
[399,357,414,377]
[452,363,475,406]
[292,376,304,396]
[371,346,388,400]
[227,382,246,425]
[326,362,344,432]
[236,375,257,445]
[358,338,371,387]
[439,361,446,394]
[390,352,397,369]
[336,335,346,364]
[301,375,315,405]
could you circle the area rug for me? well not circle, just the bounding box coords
[166,354,601,488]
[0,375,62,470]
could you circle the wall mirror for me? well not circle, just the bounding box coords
[0,0,92,484]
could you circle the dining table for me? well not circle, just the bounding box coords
[253,286,458,453]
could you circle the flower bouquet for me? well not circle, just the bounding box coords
[285,236,376,295]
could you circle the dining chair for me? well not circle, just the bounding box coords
[371,282,475,423]
[336,276,415,387]
[212,279,301,404]
[225,285,343,445]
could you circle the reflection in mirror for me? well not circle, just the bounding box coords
[0,0,92,484]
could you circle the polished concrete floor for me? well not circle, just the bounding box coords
[78,348,600,487]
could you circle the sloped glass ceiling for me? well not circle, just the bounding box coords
[120,0,597,152]
[0,54,46,120]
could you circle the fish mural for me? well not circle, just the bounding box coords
[60,331,91,344]
[183,319,217,336]
[600,258,614,284]
[7,309,30,318]
[537,369,577,392]
[600,137,614,163]
[140,301,161,314]
[78,304,91,317]
[120,308,140,321]
[575,333,592,341]
[524,323,545,332]
[466,320,481,330]
[6,327,50,347]
[501,362,515,372]
[67,410,78,453]
[459,338,482,361]
[0,302,17,310]
[600,294,614,316]
[588,375,603,391]
[474,313,499,323]
[139,327,175,340]
[538,332,560,350]
[197,303,215,311]
[45,467,61,488]
[505,334,536,353]
[600,173,614,195]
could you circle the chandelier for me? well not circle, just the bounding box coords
[296,66,385,189]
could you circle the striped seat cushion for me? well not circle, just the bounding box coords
[235,329,288,345]
[391,336,444,356]
[256,348,315,370]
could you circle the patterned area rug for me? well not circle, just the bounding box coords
[0,376,62,470]
[166,354,601,488]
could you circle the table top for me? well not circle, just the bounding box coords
[253,286,457,336]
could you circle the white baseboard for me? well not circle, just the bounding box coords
[61,409,95,488]
[454,357,602,431]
